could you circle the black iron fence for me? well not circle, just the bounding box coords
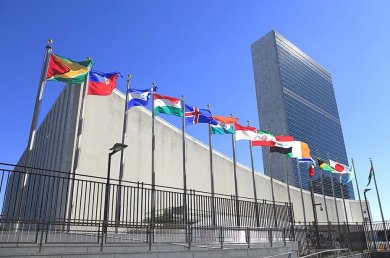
[2,162,389,255]
[0,162,294,251]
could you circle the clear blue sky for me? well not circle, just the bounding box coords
[0,0,389,221]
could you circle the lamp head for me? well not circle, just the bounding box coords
[364,188,371,194]
[109,143,128,154]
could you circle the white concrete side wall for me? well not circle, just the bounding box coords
[77,90,365,223]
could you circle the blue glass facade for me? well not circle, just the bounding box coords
[252,31,354,199]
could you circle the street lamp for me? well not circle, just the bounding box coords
[363,188,376,251]
[101,143,128,251]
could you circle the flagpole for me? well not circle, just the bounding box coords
[231,114,240,227]
[283,152,295,240]
[116,74,131,226]
[363,189,376,250]
[351,159,365,224]
[329,173,342,237]
[17,39,52,219]
[266,146,278,228]
[309,171,321,249]
[338,173,351,250]
[315,150,332,243]
[67,59,91,227]
[370,158,390,250]
[181,96,188,229]
[326,153,342,239]
[207,104,216,226]
[24,39,53,167]
[149,83,156,251]
[247,121,260,228]
[296,159,308,244]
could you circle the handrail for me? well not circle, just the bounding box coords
[338,251,371,257]
[300,248,349,258]
[265,251,294,258]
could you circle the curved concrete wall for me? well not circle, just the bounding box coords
[76,89,366,223]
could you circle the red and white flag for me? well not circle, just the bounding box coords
[234,123,257,141]
[329,160,350,174]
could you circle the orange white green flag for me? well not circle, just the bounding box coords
[211,116,238,135]
[46,54,93,84]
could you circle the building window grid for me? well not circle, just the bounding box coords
[277,47,340,117]
[275,45,354,199]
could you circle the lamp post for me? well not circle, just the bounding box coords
[363,188,376,251]
[101,143,128,251]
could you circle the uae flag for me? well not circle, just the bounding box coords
[251,130,276,147]
[329,160,350,174]
[154,93,183,117]
[234,123,258,141]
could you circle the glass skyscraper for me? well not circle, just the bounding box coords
[251,30,354,199]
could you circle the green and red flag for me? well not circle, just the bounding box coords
[251,130,276,146]
[367,163,374,187]
[46,54,93,84]
[154,93,183,117]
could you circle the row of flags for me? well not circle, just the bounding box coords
[45,52,374,187]
[41,47,387,241]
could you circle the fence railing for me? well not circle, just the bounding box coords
[0,162,295,251]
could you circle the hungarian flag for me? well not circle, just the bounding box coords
[367,163,374,187]
[329,160,350,174]
[234,123,258,141]
[211,116,238,135]
[317,159,336,172]
[154,93,183,117]
[46,54,93,84]
[251,130,276,146]
[88,71,120,96]
[308,164,315,177]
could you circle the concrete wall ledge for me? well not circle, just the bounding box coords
[0,242,298,258]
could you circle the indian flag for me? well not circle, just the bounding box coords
[211,122,235,135]
[154,93,183,117]
[46,54,93,84]
[211,116,238,135]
